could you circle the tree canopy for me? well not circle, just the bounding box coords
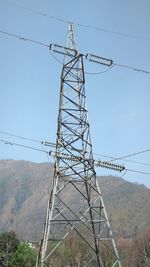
[0,231,36,267]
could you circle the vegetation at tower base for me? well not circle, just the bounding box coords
[37,230,150,267]
[119,230,150,267]
[0,160,150,266]
[0,230,150,267]
[0,231,37,267]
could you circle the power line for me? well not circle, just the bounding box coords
[1,0,150,43]
[109,149,150,162]
[113,63,150,74]
[0,137,150,177]
[85,65,114,75]
[0,0,68,24]
[1,29,149,75]
[126,168,150,176]
[0,138,125,172]
[0,130,56,147]
[76,23,150,43]
[0,130,41,144]
[0,130,150,167]
[0,138,49,154]
[95,153,150,167]
[49,50,63,65]
[86,62,150,75]
[0,30,49,47]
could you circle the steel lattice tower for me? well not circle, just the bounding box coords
[37,24,122,267]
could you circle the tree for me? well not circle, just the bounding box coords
[134,230,150,267]
[0,231,36,267]
[46,231,91,266]
[8,242,36,267]
[0,231,19,266]
[118,230,150,267]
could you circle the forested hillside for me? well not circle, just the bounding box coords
[0,159,149,241]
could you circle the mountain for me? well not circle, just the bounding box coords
[0,159,149,241]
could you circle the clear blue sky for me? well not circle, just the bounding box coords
[0,0,150,187]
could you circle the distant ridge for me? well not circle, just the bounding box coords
[0,159,149,240]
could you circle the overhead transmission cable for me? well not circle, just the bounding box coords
[109,149,150,162]
[0,29,49,47]
[0,138,49,154]
[0,130,150,167]
[1,0,150,43]
[95,153,150,167]
[0,130,56,147]
[0,29,150,74]
[0,138,125,172]
[125,169,150,176]
[85,53,150,74]
[0,0,68,24]
[113,63,150,74]
[85,64,114,75]
[0,137,150,176]
[0,130,41,144]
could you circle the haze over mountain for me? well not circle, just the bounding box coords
[0,159,149,241]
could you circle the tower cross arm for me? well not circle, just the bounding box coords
[49,151,125,172]
[49,42,77,57]
[94,159,125,172]
[49,42,113,66]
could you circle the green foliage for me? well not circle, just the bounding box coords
[46,232,90,266]
[44,230,150,266]
[101,247,118,267]
[0,231,19,266]
[8,242,36,267]
[0,232,36,267]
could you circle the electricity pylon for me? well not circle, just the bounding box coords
[37,24,123,267]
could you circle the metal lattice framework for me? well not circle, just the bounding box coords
[37,24,122,267]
